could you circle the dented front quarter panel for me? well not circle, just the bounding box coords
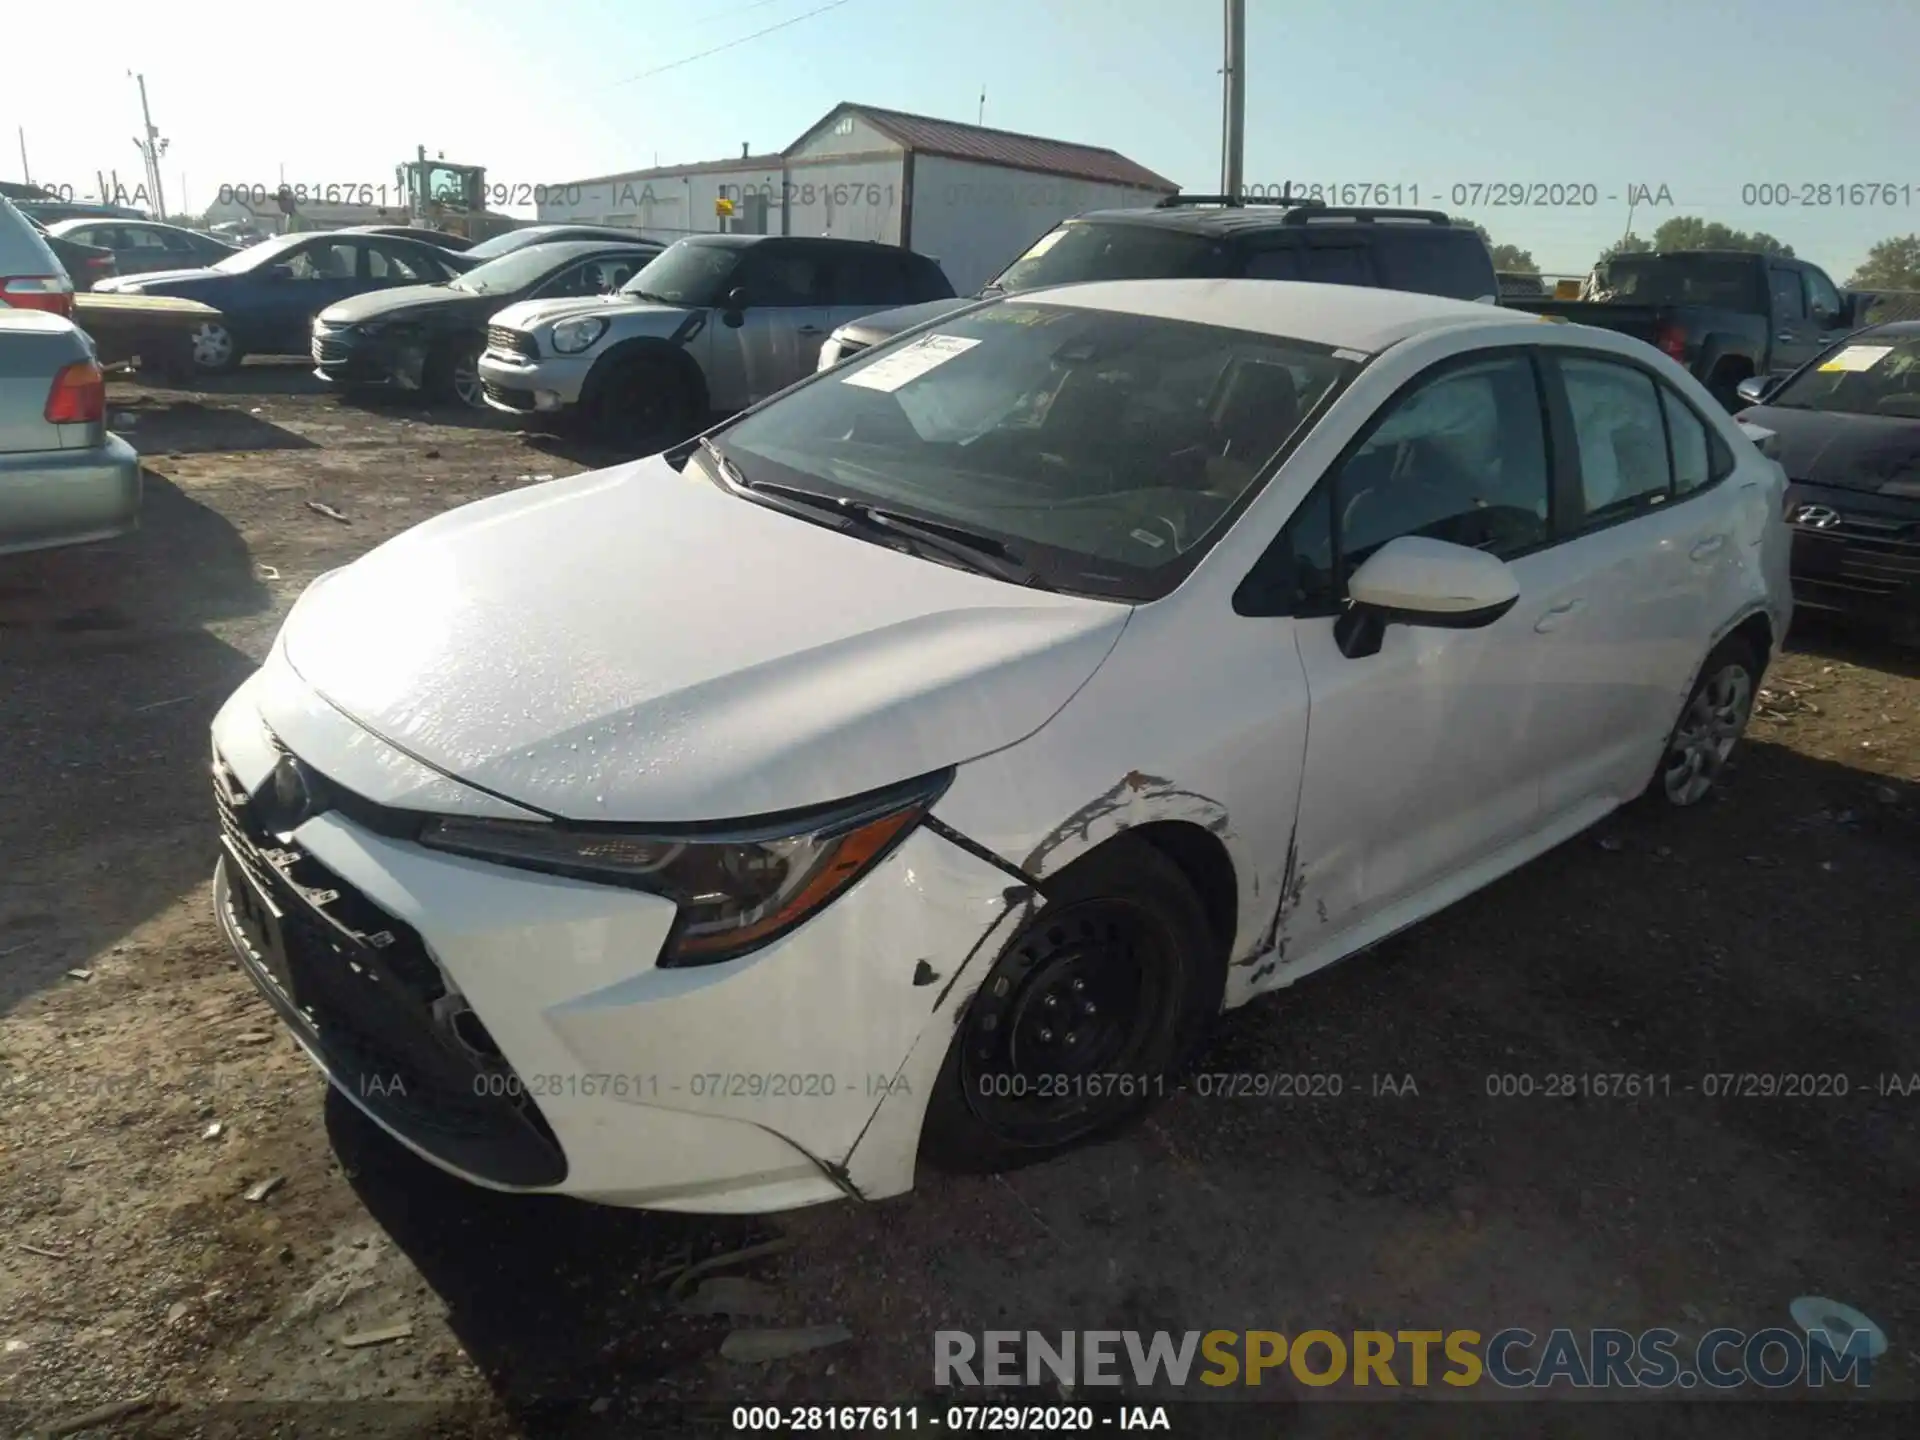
[929,586,1315,1013]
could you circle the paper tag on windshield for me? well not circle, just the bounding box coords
[1819,345,1893,372]
[841,334,980,393]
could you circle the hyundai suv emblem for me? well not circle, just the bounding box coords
[1793,505,1842,529]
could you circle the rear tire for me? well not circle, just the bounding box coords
[186,321,242,375]
[588,353,697,453]
[1644,635,1761,808]
[920,839,1224,1174]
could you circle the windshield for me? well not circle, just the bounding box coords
[463,228,555,261]
[715,301,1357,600]
[619,241,741,304]
[451,247,585,296]
[1593,256,1762,309]
[1770,333,1920,419]
[212,232,305,273]
[988,222,1233,294]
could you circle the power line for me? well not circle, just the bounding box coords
[610,0,859,88]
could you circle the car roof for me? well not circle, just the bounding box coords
[1066,203,1464,239]
[1013,278,1511,353]
[677,233,898,252]
[1858,320,1920,339]
[491,239,660,263]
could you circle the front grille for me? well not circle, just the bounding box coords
[486,325,537,362]
[213,756,566,1187]
[1790,505,1920,603]
[482,381,536,410]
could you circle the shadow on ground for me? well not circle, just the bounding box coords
[1786,608,1920,680]
[0,474,270,1014]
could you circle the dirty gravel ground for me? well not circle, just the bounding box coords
[1,367,1916,1438]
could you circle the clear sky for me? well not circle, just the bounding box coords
[8,0,1917,281]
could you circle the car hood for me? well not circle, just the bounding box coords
[276,455,1128,822]
[1743,404,1920,495]
[487,294,689,333]
[318,284,458,326]
[833,296,977,346]
[94,267,224,293]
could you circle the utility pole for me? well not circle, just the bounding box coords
[17,128,29,187]
[129,72,168,218]
[978,88,985,126]
[1221,0,1245,201]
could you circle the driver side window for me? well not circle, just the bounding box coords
[1336,355,1551,579]
[1235,354,1551,616]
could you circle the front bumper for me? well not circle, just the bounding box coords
[1786,480,1920,629]
[478,348,592,414]
[0,433,142,557]
[311,327,427,390]
[208,666,1022,1212]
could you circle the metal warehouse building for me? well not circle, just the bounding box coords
[535,101,1177,295]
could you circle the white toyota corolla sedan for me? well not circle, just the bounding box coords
[210,280,1792,1213]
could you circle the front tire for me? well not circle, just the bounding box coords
[1647,635,1760,807]
[426,338,487,410]
[920,839,1224,1174]
[588,353,697,453]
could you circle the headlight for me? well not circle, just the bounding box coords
[551,316,609,354]
[353,321,389,336]
[416,770,952,965]
[815,337,843,372]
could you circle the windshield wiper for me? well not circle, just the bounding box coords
[697,436,748,489]
[727,472,1045,586]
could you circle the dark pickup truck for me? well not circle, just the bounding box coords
[1505,251,1869,410]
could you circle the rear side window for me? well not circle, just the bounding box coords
[905,253,955,301]
[1369,227,1498,300]
[828,250,906,308]
[1241,246,1303,280]
[1769,269,1806,321]
[1559,356,1672,521]
[1299,245,1375,287]
[1657,384,1735,496]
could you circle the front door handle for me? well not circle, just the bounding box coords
[796,325,825,335]
[1534,598,1584,632]
[1691,535,1727,561]
[1776,332,1795,343]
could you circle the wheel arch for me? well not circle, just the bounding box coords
[581,336,710,416]
[1039,820,1239,976]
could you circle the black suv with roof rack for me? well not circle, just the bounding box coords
[815,192,1500,369]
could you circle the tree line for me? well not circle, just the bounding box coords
[1457,216,1920,291]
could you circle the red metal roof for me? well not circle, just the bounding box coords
[800,104,1177,192]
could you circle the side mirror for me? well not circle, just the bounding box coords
[725,285,749,310]
[265,263,293,282]
[1735,375,1773,406]
[1333,536,1520,659]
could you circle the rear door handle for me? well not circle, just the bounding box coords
[1776,332,1795,343]
[1691,535,1727,560]
[1534,598,1584,632]
[796,325,825,335]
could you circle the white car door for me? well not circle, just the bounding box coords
[1522,351,1731,818]
[1258,351,1568,966]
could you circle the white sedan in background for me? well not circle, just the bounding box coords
[208,280,1791,1212]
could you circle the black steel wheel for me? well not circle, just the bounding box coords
[921,839,1223,1172]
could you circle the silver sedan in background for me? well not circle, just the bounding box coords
[0,310,141,555]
